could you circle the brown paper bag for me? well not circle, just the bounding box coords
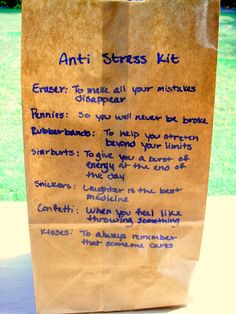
[21,0,219,313]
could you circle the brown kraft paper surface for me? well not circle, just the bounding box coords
[21,0,219,313]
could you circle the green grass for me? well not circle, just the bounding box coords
[209,12,236,195]
[0,9,23,200]
[0,9,235,200]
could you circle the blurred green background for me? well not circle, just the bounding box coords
[0,7,235,200]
